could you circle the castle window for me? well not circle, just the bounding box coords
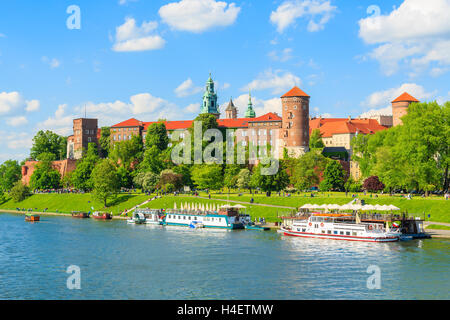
[294,105,297,109]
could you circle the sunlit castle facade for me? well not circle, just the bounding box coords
[63,75,391,173]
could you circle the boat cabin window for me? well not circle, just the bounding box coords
[340,231,344,235]
[334,231,338,235]
[302,229,306,232]
[321,230,325,234]
[352,232,357,236]
[188,216,191,220]
[346,232,350,236]
[327,230,332,234]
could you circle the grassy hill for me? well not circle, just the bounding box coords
[0,193,149,215]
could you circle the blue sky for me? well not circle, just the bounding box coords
[0,0,449,162]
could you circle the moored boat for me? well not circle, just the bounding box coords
[165,205,245,230]
[135,208,164,225]
[281,213,399,242]
[92,212,113,220]
[25,213,40,222]
[71,211,90,218]
[244,222,270,231]
[127,212,147,224]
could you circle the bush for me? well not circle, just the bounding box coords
[363,176,385,192]
[165,183,175,193]
[10,181,30,202]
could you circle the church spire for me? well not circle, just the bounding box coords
[245,91,256,118]
[200,73,220,118]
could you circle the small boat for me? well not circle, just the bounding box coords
[71,211,90,218]
[127,212,147,224]
[245,222,270,231]
[25,213,40,222]
[135,208,164,225]
[189,221,205,229]
[92,212,113,220]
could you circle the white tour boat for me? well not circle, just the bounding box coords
[281,213,399,242]
[164,206,245,230]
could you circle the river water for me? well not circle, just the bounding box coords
[0,212,448,300]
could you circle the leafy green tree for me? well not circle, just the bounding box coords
[191,164,223,190]
[291,151,329,191]
[250,162,290,194]
[10,181,30,202]
[99,127,111,158]
[133,171,158,192]
[0,160,22,191]
[173,164,193,187]
[91,159,120,207]
[159,169,183,190]
[29,153,61,190]
[236,168,251,191]
[224,164,241,192]
[117,166,132,188]
[139,145,166,174]
[71,143,99,191]
[30,130,66,160]
[110,134,144,170]
[320,160,346,191]
[309,129,325,149]
[145,122,169,151]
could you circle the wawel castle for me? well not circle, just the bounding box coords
[22,75,420,185]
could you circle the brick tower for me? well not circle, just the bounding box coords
[67,118,98,159]
[279,86,310,158]
[392,92,419,126]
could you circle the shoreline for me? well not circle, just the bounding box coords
[1,209,448,239]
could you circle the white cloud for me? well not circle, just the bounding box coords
[38,104,74,136]
[242,69,301,95]
[7,116,28,127]
[358,0,450,76]
[175,78,203,97]
[159,0,241,33]
[119,0,138,5]
[25,100,40,112]
[130,93,175,114]
[220,94,282,118]
[0,131,33,151]
[42,56,61,69]
[113,18,165,52]
[361,83,435,109]
[359,106,393,118]
[185,103,201,113]
[268,48,293,62]
[0,91,22,114]
[270,0,337,33]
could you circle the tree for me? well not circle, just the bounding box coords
[224,164,241,192]
[30,130,66,160]
[250,162,290,194]
[117,166,132,188]
[309,129,325,149]
[145,122,169,151]
[10,181,30,202]
[29,153,61,190]
[0,160,22,191]
[91,159,120,207]
[320,160,346,191]
[158,169,183,190]
[133,171,158,192]
[139,145,166,174]
[291,151,328,191]
[99,127,111,158]
[236,168,251,191]
[110,134,144,170]
[173,164,193,188]
[363,176,385,193]
[71,143,99,191]
[191,164,223,190]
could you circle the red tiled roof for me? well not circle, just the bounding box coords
[392,92,419,103]
[309,118,387,138]
[111,118,142,127]
[249,112,282,122]
[281,86,310,98]
[217,118,254,128]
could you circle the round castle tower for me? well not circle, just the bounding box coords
[279,86,310,158]
[391,92,419,127]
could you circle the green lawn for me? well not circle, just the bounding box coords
[426,224,450,230]
[0,193,150,215]
[1,191,448,223]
